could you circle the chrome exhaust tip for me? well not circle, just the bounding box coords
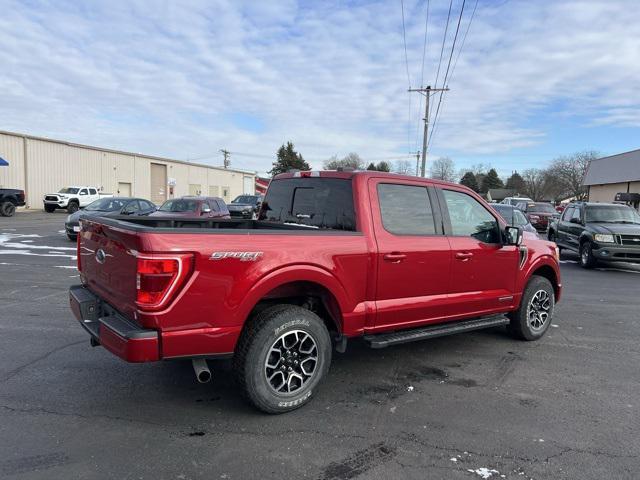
[192,359,212,383]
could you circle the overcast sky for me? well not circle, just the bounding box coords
[1,0,638,176]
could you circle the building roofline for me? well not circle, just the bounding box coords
[0,129,257,176]
[589,148,640,163]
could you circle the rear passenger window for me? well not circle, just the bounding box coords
[89,188,97,195]
[377,184,436,235]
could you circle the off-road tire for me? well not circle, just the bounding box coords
[233,304,332,414]
[67,234,77,242]
[67,202,79,214]
[508,276,555,341]
[0,201,16,217]
[44,204,56,213]
[579,241,597,269]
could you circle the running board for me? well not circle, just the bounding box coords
[363,315,510,349]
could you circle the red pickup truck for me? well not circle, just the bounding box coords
[70,171,561,413]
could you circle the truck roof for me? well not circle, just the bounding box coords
[273,170,467,190]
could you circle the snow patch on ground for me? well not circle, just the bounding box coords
[0,233,76,260]
[467,468,500,479]
[54,266,77,269]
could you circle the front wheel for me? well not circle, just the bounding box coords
[67,203,79,214]
[579,241,597,269]
[0,201,16,217]
[508,276,555,341]
[233,304,332,413]
[44,205,56,213]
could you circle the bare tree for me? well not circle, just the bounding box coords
[324,152,364,170]
[429,156,457,182]
[521,169,549,201]
[394,159,413,175]
[546,151,598,201]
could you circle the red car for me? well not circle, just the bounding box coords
[70,171,561,413]
[515,202,560,232]
[151,196,230,219]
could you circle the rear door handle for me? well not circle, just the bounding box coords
[383,252,407,263]
[455,252,474,261]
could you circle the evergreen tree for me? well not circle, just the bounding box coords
[269,142,310,176]
[505,172,526,194]
[366,162,377,171]
[459,171,479,192]
[375,161,391,172]
[481,168,504,192]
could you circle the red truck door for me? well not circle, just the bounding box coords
[437,188,519,316]
[368,178,452,331]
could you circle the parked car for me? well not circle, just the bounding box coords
[69,171,561,413]
[65,197,156,241]
[227,194,264,219]
[151,196,230,219]
[515,202,559,232]
[502,196,533,206]
[0,188,26,217]
[491,204,538,236]
[44,186,112,213]
[548,201,640,268]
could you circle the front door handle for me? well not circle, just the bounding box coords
[383,252,407,263]
[455,252,474,261]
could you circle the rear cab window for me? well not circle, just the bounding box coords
[260,177,356,231]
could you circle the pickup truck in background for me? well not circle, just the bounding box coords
[548,201,640,268]
[44,186,113,213]
[0,188,26,217]
[69,171,561,413]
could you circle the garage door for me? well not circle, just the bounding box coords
[150,163,167,205]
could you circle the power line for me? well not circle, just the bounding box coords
[431,0,453,117]
[400,0,412,88]
[428,0,467,149]
[415,0,431,151]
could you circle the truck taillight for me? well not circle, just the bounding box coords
[135,254,194,311]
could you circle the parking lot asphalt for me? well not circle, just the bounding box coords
[1,212,639,480]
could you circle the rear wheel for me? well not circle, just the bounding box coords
[508,276,555,341]
[44,204,56,213]
[67,234,77,242]
[233,304,332,413]
[0,201,16,217]
[67,202,79,214]
[579,241,597,269]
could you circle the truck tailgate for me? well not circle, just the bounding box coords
[79,219,140,318]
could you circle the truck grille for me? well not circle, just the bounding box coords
[618,234,640,247]
[45,195,58,201]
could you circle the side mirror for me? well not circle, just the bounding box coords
[201,205,211,214]
[504,225,523,246]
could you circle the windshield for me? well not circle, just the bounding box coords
[59,188,79,194]
[85,198,126,212]
[529,203,556,214]
[260,178,356,231]
[586,205,640,224]
[232,195,258,204]
[159,199,198,212]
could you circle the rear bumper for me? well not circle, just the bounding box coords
[69,285,160,362]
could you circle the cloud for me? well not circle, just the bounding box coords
[0,0,638,174]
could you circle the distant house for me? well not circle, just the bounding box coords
[486,188,514,203]
[583,149,640,210]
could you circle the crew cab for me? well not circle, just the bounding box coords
[0,188,25,217]
[44,186,112,213]
[69,171,561,413]
[548,201,640,268]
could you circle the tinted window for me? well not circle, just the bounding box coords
[378,184,435,235]
[530,203,556,214]
[209,200,219,212]
[513,209,529,226]
[123,200,140,213]
[89,188,97,195]
[217,200,228,212]
[232,195,258,204]
[59,187,79,194]
[260,178,355,231]
[159,199,198,212]
[85,198,126,212]
[571,207,582,222]
[443,190,500,243]
[562,206,574,221]
[140,201,155,211]
[79,189,88,195]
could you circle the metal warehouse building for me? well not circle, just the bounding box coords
[0,130,256,209]
[584,148,640,210]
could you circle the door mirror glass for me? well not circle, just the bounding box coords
[504,225,523,246]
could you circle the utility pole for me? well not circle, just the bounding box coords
[408,85,449,177]
[220,149,230,168]
[411,151,421,176]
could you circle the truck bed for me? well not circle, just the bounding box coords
[90,216,361,235]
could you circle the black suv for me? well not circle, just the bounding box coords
[548,202,640,268]
[0,188,26,217]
